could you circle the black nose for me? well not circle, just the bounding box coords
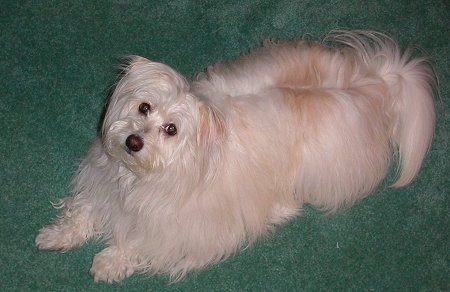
[125,134,144,152]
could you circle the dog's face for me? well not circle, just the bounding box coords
[102,57,200,176]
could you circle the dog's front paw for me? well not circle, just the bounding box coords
[36,225,72,251]
[35,223,87,251]
[90,246,137,283]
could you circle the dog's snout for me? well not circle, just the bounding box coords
[125,134,144,152]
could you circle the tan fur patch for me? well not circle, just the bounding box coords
[197,101,226,145]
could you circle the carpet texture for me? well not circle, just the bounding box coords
[1,1,448,291]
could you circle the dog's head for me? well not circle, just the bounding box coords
[102,56,225,176]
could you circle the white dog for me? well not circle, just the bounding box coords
[36,31,435,282]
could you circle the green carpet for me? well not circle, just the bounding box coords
[1,1,448,291]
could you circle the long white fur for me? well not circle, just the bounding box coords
[36,30,435,282]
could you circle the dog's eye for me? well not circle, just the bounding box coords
[164,123,177,136]
[138,103,151,115]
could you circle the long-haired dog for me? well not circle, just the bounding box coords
[36,30,435,282]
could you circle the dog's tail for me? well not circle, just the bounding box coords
[328,30,436,187]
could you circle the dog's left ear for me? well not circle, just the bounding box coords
[128,55,152,67]
[197,101,226,146]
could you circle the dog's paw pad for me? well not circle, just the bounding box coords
[90,247,136,283]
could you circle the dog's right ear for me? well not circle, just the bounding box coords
[197,101,226,147]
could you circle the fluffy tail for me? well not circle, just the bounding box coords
[327,30,436,187]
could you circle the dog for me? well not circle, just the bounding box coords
[36,30,435,283]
